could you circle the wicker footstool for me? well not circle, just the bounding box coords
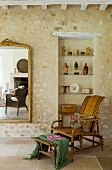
[32,137,57,165]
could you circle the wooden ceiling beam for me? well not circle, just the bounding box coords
[0,0,111,6]
[42,5,47,9]
[80,4,88,10]
[61,4,67,10]
[0,5,8,10]
[0,1,111,11]
[21,5,27,9]
[100,4,108,10]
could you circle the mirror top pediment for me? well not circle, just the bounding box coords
[1,38,16,46]
[0,38,31,49]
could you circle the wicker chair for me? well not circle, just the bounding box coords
[5,88,28,116]
[51,95,105,162]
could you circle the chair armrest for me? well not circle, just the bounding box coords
[82,118,99,133]
[82,118,99,123]
[51,120,62,128]
[70,127,83,141]
[6,94,11,100]
[69,118,99,139]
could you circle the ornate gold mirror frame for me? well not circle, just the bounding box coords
[0,39,31,123]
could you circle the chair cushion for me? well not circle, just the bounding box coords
[11,97,18,102]
[18,85,25,89]
[70,113,94,127]
[70,113,85,127]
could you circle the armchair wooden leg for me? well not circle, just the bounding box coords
[92,136,95,147]
[5,106,7,114]
[80,135,83,150]
[100,136,104,151]
[17,107,19,116]
[51,130,53,133]
[26,105,28,111]
[37,143,41,160]
[70,142,74,162]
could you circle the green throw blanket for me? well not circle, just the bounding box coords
[25,133,70,169]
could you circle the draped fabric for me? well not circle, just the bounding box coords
[25,133,70,169]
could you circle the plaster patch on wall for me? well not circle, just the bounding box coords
[100,65,104,69]
[73,26,77,30]
[50,11,56,17]
[57,20,67,26]
[103,98,110,107]
[99,21,103,26]
[1,32,7,36]
[107,72,112,79]
[101,116,107,120]
[103,125,110,129]
[54,26,62,31]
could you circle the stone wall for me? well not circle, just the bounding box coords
[0,6,112,137]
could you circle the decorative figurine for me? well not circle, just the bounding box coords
[68,52,72,56]
[86,47,91,55]
[64,63,69,74]
[74,50,79,56]
[81,52,85,56]
[83,63,89,75]
[74,62,79,75]
[62,46,66,55]
[61,86,70,93]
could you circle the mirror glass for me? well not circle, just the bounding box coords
[0,39,31,122]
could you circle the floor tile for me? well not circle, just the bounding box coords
[37,156,102,170]
[0,156,38,170]
[0,137,35,144]
[0,107,28,120]
[61,156,102,170]
[17,144,36,156]
[0,144,21,156]
[37,157,55,170]
[97,157,112,170]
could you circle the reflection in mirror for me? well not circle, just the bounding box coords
[0,39,31,122]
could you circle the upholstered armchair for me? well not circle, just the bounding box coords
[5,88,28,116]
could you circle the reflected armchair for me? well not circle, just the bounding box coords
[5,88,28,116]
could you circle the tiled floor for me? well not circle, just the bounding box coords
[0,137,112,170]
[0,106,28,120]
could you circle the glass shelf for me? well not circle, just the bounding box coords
[59,92,93,95]
[59,74,94,76]
[59,55,94,58]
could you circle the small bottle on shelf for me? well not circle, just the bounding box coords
[74,62,79,75]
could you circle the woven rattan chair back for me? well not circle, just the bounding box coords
[79,95,105,117]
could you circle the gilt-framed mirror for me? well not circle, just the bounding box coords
[0,39,31,122]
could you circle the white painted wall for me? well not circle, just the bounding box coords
[0,48,28,92]
[13,49,28,72]
[0,49,13,90]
